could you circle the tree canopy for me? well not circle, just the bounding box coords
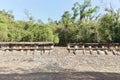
[0,0,120,45]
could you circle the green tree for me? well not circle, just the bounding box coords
[99,14,114,42]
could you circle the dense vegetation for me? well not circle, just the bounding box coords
[0,0,120,45]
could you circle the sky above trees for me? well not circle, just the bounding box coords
[0,0,120,44]
[0,0,120,23]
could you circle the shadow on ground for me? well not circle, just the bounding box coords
[0,63,120,80]
[0,72,120,80]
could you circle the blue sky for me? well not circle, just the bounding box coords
[0,0,120,23]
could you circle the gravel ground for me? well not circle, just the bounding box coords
[0,47,119,74]
[0,47,120,80]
